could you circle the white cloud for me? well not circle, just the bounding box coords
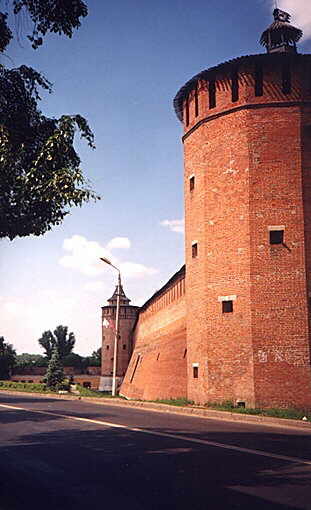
[106,237,131,251]
[120,262,158,279]
[60,235,113,277]
[59,235,157,280]
[269,1,311,40]
[160,219,184,234]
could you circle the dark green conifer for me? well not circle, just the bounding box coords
[45,347,64,390]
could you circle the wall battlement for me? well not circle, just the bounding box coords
[173,54,311,137]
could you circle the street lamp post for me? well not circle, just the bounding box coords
[100,257,121,396]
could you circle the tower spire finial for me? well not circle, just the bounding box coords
[260,8,303,53]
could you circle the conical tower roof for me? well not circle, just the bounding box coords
[260,9,303,53]
[108,278,131,306]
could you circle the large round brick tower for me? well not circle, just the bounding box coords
[99,282,139,392]
[174,9,311,408]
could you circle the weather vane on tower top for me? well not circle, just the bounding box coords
[260,8,303,53]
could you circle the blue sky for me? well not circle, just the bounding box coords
[1,0,311,356]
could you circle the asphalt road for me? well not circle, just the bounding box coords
[1,393,311,510]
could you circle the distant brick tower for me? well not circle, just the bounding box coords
[174,9,311,407]
[99,282,139,392]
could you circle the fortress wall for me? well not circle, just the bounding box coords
[120,268,187,401]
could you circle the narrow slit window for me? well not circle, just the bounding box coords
[183,348,187,359]
[157,353,160,361]
[192,242,198,258]
[254,63,263,96]
[185,98,190,126]
[195,85,199,117]
[193,366,199,378]
[282,64,291,95]
[231,68,239,102]
[123,344,126,350]
[209,78,216,109]
[106,345,109,350]
[222,300,233,313]
[189,175,195,191]
[269,230,284,245]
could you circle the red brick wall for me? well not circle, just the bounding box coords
[120,272,187,401]
[11,374,101,389]
[12,366,101,376]
[184,110,254,405]
[182,54,311,408]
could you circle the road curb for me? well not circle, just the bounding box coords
[1,389,311,431]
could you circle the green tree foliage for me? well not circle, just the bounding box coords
[38,325,75,359]
[86,347,101,366]
[0,336,16,379]
[15,353,48,368]
[62,352,83,369]
[44,347,64,389]
[0,1,100,240]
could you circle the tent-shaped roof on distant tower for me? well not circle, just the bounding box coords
[108,282,131,306]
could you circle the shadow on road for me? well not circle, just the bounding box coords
[1,414,310,510]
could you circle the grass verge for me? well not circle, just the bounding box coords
[154,397,194,407]
[0,381,123,399]
[205,400,311,421]
[0,380,49,393]
[76,385,123,398]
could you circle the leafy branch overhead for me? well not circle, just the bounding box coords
[10,0,87,50]
[0,1,100,240]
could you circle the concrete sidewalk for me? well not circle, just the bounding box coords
[1,389,311,431]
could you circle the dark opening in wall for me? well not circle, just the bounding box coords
[123,344,126,350]
[195,85,199,117]
[193,366,199,378]
[222,300,233,313]
[254,63,263,96]
[282,63,291,94]
[209,78,216,109]
[185,98,189,126]
[269,230,284,244]
[189,175,195,191]
[106,345,109,350]
[157,352,160,361]
[231,68,239,102]
[192,242,198,258]
[83,381,91,388]
[183,348,187,359]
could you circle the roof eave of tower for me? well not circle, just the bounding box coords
[173,53,311,122]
